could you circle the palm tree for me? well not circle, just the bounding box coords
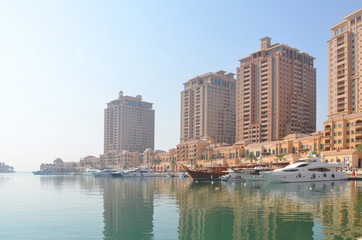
[245,153,257,163]
[274,153,286,162]
[152,158,161,171]
[189,158,196,169]
[170,158,176,171]
[356,144,362,154]
[210,154,215,167]
[312,150,320,157]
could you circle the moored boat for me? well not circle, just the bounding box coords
[182,165,228,181]
[92,169,117,177]
[32,168,66,175]
[220,169,245,181]
[111,170,125,178]
[122,167,156,177]
[261,154,348,183]
[81,168,100,176]
[239,166,274,181]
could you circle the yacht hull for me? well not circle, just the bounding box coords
[261,171,348,183]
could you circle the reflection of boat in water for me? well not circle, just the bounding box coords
[263,181,347,201]
[182,165,228,181]
[261,154,348,183]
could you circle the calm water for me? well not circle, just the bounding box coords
[0,173,361,240]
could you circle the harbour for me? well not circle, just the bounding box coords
[1,173,362,240]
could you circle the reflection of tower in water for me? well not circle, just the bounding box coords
[176,182,356,240]
[102,179,155,240]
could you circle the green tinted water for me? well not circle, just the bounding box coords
[0,173,361,240]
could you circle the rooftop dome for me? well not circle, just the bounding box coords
[53,158,64,163]
[122,150,130,155]
[144,148,152,153]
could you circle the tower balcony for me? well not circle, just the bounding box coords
[336,40,345,47]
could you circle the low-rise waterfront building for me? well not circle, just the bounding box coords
[79,156,100,168]
[39,158,78,172]
[323,112,362,151]
[99,150,140,169]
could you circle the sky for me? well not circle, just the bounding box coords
[0,1,361,171]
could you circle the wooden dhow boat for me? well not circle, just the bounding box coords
[182,165,229,181]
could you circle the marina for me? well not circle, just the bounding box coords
[1,172,362,240]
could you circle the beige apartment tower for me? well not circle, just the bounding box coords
[104,91,155,153]
[328,9,362,117]
[236,37,316,143]
[180,71,236,144]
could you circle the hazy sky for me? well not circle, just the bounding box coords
[0,1,361,171]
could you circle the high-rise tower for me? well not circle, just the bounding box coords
[323,9,362,152]
[104,91,155,153]
[180,71,236,144]
[236,37,316,143]
[328,9,362,116]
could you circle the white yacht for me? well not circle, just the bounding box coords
[122,167,156,177]
[82,168,100,176]
[220,169,245,181]
[261,154,348,183]
[240,167,273,181]
[92,169,117,177]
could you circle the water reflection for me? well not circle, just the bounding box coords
[39,176,362,240]
[103,178,155,240]
[104,179,362,240]
[39,175,105,194]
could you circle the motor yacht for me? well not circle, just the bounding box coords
[92,169,117,177]
[81,168,100,176]
[32,168,66,175]
[261,154,347,183]
[240,166,273,181]
[220,169,245,181]
[122,167,156,177]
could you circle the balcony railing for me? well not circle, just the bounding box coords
[356,122,362,127]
